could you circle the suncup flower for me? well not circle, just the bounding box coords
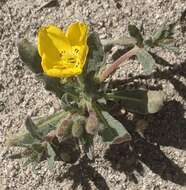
[38,22,89,77]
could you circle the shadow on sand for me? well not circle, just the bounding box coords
[105,59,186,186]
[56,60,186,189]
[56,156,109,190]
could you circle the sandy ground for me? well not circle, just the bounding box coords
[1,0,186,189]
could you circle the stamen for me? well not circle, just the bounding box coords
[68,57,75,60]
[74,49,79,53]
[59,50,65,58]
[68,57,76,64]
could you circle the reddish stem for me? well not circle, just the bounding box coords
[99,45,140,82]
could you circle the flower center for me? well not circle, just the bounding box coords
[58,47,81,68]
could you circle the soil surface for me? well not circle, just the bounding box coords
[1,0,186,189]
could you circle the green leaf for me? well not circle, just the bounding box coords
[152,23,175,43]
[158,43,179,54]
[34,110,68,128]
[145,23,178,52]
[105,89,164,114]
[18,39,43,73]
[80,134,94,160]
[144,38,154,48]
[25,117,42,140]
[100,111,131,144]
[59,79,82,111]
[61,92,79,112]
[128,25,143,46]
[85,32,105,74]
[93,103,131,144]
[7,110,69,146]
[47,143,56,169]
[36,74,64,98]
[31,143,44,153]
[136,49,156,74]
[23,151,43,168]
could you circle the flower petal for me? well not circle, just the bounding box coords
[72,45,89,68]
[41,54,55,73]
[38,25,71,60]
[46,67,82,78]
[41,53,83,77]
[38,23,89,78]
[66,22,88,46]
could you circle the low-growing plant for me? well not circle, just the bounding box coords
[7,22,177,167]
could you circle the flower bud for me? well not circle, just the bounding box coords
[56,115,73,142]
[72,119,84,138]
[85,111,98,135]
[72,115,85,138]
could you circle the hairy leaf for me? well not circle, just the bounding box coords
[25,117,42,140]
[100,111,131,144]
[7,111,69,146]
[158,43,179,54]
[23,152,39,167]
[136,49,156,74]
[85,32,105,74]
[80,134,94,160]
[93,103,131,144]
[145,23,176,51]
[18,39,43,73]
[152,23,175,43]
[31,143,44,153]
[36,74,64,98]
[47,143,56,169]
[128,25,143,46]
[105,89,164,114]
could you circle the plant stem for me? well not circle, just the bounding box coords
[99,45,140,82]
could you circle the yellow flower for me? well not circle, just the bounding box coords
[38,22,89,77]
